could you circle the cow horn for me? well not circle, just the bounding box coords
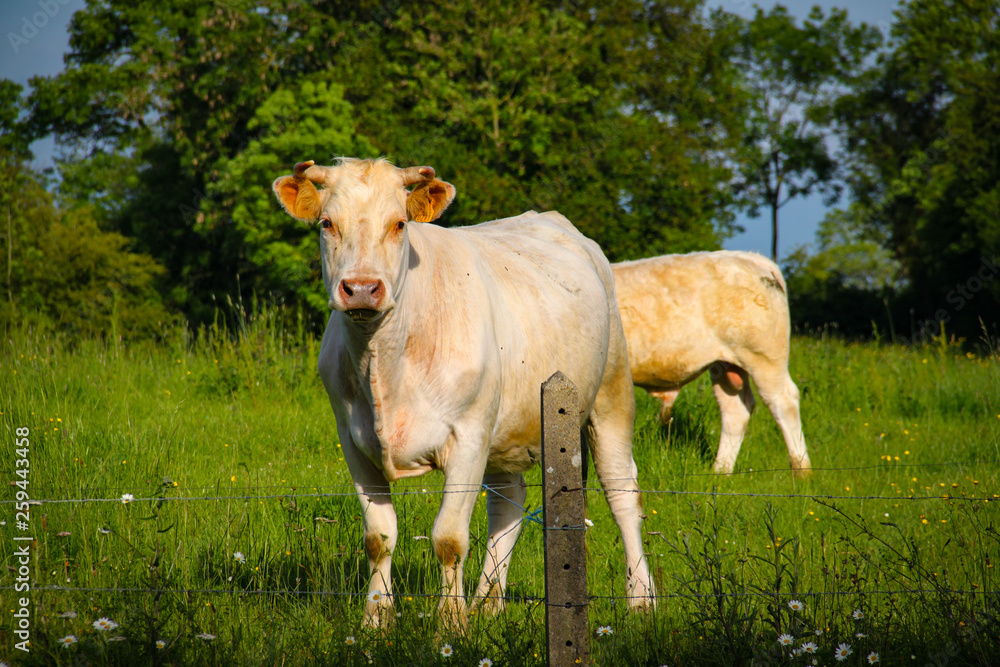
[399,165,435,186]
[293,160,332,184]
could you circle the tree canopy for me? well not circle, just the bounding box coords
[6,0,999,343]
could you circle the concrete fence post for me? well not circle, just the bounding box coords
[541,371,591,665]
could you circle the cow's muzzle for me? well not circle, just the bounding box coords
[338,279,386,312]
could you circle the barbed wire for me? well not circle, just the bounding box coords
[3,583,996,603]
[5,483,993,505]
[15,458,997,497]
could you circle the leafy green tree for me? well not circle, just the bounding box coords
[0,155,173,338]
[203,77,377,323]
[835,0,1000,340]
[24,0,749,329]
[734,5,881,260]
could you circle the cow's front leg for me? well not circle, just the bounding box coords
[341,435,397,628]
[472,472,527,614]
[431,432,489,633]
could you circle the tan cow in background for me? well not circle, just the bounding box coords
[273,158,655,630]
[613,251,811,476]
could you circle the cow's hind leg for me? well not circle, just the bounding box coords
[709,363,755,474]
[471,472,527,614]
[751,365,811,476]
[588,366,656,609]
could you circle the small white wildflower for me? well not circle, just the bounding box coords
[815,628,824,636]
[121,493,134,504]
[233,551,245,563]
[196,633,216,641]
[778,634,794,646]
[156,640,166,649]
[58,611,78,619]
[856,632,867,639]
[800,641,818,654]
[367,590,383,604]
[585,518,594,527]
[479,659,494,667]
[93,617,119,631]
[852,609,864,620]
[440,643,453,657]
[867,652,880,664]
[597,625,614,636]
[788,599,804,612]
[835,643,853,661]
[345,636,356,646]
[98,526,112,534]
[58,635,78,648]
[107,636,127,642]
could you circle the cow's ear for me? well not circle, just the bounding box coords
[273,176,323,221]
[406,179,456,222]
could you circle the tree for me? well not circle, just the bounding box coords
[0,154,173,338]
[734,6,881,260]
[835,0,1000,340]
[24,0,749,329]
[203,76,377,324]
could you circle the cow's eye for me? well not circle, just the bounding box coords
[320,218,332,229]
[396,219,406,231]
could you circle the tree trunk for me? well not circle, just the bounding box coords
[771,198,778,261]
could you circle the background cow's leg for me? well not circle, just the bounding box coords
[648,388,681,425]
[751,366,811,476]
[710,363,755,474]
[472,471,526,614]
[431,432,489,632]
[340,436,397,627]
[587,365,656,609]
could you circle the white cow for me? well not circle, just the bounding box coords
[272,158,655,628]
[612,252,811,476]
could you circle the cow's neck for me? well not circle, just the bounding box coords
[339,288,414,436]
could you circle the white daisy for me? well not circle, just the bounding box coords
[778,634,794,646]
[835,643,853,661]
[58,611,78,619]
[856,632,867,639]
[121,493,134,504]
[233,552,245,563]
[585,518,594,527]
[479,660,494,667]
[440,643,453,657]
[93,617,119,631]
[597,625,614,636]
[58,635,78,648]
[156,640,166,649]
[867,652,880,664]
[346,636,356,646]
[788,599,805,612]
[800,641,818,654]
[852,609,864,620]
[196,633,216,641]
[367,590,383,604]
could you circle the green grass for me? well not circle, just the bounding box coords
[2,314,999,666]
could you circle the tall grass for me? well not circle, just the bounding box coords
[2,311,999,665]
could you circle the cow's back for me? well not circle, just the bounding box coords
[613,251,790,387]
[398,211,621,472]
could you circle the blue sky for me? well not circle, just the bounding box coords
[3,0,903,260]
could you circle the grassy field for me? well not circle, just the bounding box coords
[2,311,999,666]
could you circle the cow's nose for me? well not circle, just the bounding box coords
[339,279,385,310]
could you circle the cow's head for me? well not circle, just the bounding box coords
[273,158,455,323]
